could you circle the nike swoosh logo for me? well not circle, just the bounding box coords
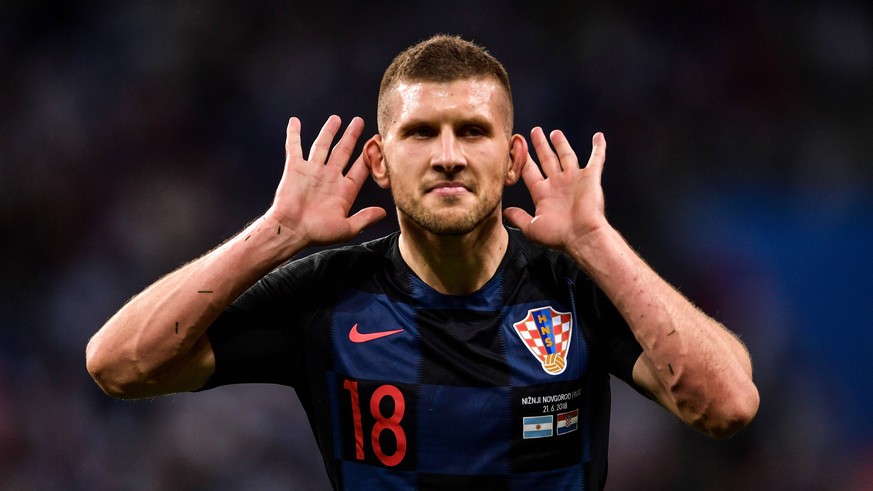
[348,323,404,343]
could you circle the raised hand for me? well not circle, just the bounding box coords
[503,127,609,254]
[266,115,386,247]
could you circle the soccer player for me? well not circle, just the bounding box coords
[86,34,759,489]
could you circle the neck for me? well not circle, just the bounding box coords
[398,215,509,295]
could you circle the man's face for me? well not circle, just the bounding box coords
[375,77,517,236]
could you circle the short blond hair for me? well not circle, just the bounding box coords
[377,34,513,134]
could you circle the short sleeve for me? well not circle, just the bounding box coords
[199,266,314,390]
[590,283,645,394]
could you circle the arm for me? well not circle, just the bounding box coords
[85,116,386,399]
[504,128,759,438]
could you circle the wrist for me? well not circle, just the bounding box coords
[218,214,307,273]
[260,207,310,250]
[565,223,628,277]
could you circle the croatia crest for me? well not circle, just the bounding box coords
[512,306,572,375]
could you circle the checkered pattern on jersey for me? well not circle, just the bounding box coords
[327,266,591,489]
[205,232,635,490]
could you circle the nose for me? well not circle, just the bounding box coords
[432,129,466,174]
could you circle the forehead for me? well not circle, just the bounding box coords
[381,78,510,132]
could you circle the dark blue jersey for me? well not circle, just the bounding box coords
[203,229,644,490]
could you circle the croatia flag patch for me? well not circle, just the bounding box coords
[556,409,579,435]
[512,306,573,375]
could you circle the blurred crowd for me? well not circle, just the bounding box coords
[1,1,871,489]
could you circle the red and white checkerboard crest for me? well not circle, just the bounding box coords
[512,306,572,375]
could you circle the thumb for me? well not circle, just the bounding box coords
[503,207,533,231]
[347,206,387,236]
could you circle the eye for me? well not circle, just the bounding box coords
[408,126,436,138]
[459,125,488,138]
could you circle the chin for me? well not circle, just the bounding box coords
[420,218,478,236]
[396,193,502,237]
[409,207,503,237]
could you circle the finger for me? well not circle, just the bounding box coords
[327,117,365,170]
[503,207,533,232]
[285,117,303,161]
[308,115,343,163]
[585,132,607,176]
[549,130,580,170]
[518,156,544,188]
[343,153,371,192]
[530,127,561,176]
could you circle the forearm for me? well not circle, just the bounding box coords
[568,225,759,436]
[86,214,304,398]
[85,116,383,398]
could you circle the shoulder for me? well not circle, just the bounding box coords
[291,233,396,270]
[278,233,398,285]
[234,233,399,310]
[504,228,607,314]
[506,228,580,277]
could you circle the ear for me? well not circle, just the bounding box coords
[363,134,390,188]
[505,133,528,185]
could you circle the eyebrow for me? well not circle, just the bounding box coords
[396,116,496,134]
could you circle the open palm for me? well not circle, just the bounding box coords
[504,128,608,254]
[266,116,385,247]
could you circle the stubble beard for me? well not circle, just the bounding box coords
[395,192,502,236]
[388,170,503,236]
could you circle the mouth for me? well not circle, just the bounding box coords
[426,181,471,196]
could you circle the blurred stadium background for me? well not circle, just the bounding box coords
[1,1,871,489]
